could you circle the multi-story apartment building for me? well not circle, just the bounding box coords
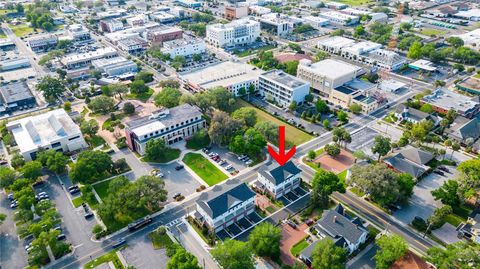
[297,59,361,97]
[6,109,88,161]
[257,161,301,199]
[61,47,118,69]
[161,36,206,58]
[206,18,260,48]
[259,69,310,107]
[196,183,256,232]
[124,104,205,155]
[27,34,58,52]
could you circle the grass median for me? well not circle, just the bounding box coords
[182,152,228,186]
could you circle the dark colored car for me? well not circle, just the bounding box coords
[112,238,126,249]
[84,212,94,219]
[68,185,79,192]
[57,234,66,241]
[175,165,184,171]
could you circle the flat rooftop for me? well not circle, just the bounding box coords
[409,59,437,72]
[342,41,382,55]
[0,81,34,104]
[61,47,117,64]
[422,89,479,112]
[318,36,356,49]
[180,61,263,89]
[299,58,361,79]
[261,69,308,89]
[6,109,80,153]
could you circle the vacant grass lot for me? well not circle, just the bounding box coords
[420,28,447,37]
[235,99,312,146]
[9,24,35,37]
[182,152,228,186]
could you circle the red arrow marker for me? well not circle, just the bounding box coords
[268,126,296,166]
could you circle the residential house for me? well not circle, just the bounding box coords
[256,161,301,199]
[457,209,480,244]
[195,183,256,232]
[444,116,480,145]
[300,204,368,266]
[394,104,438,124]
[383,147,434,179]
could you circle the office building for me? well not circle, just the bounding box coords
[6,109,88,161]
[100,19,124,33]
[225,5,249,20]
[126,14,148,27]
[27,34,58,52]
[258,69,310,107]
[161,37,206,58]
[303,16,329,29]
[0,81,36,115]
[206,18,260,48]
[117,37,148,55]
[61,47,118,69]
[319,11,359,25]
[0,57,31,71]
[421,89,480,119]
[66,24,91,42]
[92,56,138,77]
[0,39,15,51]
[146,26,183,45]
[259,13,290,36]
[181,61,263,96]
[125,104,205,155]
[297,59,361,97]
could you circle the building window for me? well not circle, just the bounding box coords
[51,142,61,148]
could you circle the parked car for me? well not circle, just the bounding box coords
[286,220,297,229]
[434,170,445,176]
[175,165,184,171]
[68,185,79,192]
[7,193,14,201]
[245,160,253,166]
[84,212,94,219]
[173,193,181,199]
[69,187,80,195]
[10,201,18,209]
[56,234,66,241]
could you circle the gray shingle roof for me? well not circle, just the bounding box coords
[197,183,256,219]
[395,104,430,122]
[397,147,434,165]
[383,156,427,178]
[315,204,367,246]
[446,116,480,142]
[260,160,301,185]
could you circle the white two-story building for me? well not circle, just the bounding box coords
[195,183,256,232]
[256,160,301,199]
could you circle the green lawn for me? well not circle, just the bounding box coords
[182,153,228,186]
[290,236,309,257]
[349,187,365,197]
[93,179,112,202]
[149,229,174,249]
[126,88,154,102]
[86,135,106,148]
[9,24,35,37]
[84,249,125,269]
[72,196,83,208]
[235,99,313,145]
[445,214,464,227]
[420,28,447,37]
[141,148,180,163]
[234,44,276,57]
[337,170,348,181]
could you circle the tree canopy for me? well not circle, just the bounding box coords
[311,170,345,208]
[36,76,66,103]
[311,238,347,269]
[375,234,408,269]
[154,87,182,108]
[248,222,281,258]
[427,241,480,269]
[211,239,254,269]
[69,150,113,184]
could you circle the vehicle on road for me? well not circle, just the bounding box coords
[112,238,126,249]
[128,216,152,232]
[84,212,94,219]
[175,165,184,171]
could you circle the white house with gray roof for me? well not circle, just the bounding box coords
[195,183,256,232]
[300,204,367,266]
[256,160,301,199]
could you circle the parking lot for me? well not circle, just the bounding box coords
[393,166,457,225]
[204,146,251,174]
[347,127,380,157]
